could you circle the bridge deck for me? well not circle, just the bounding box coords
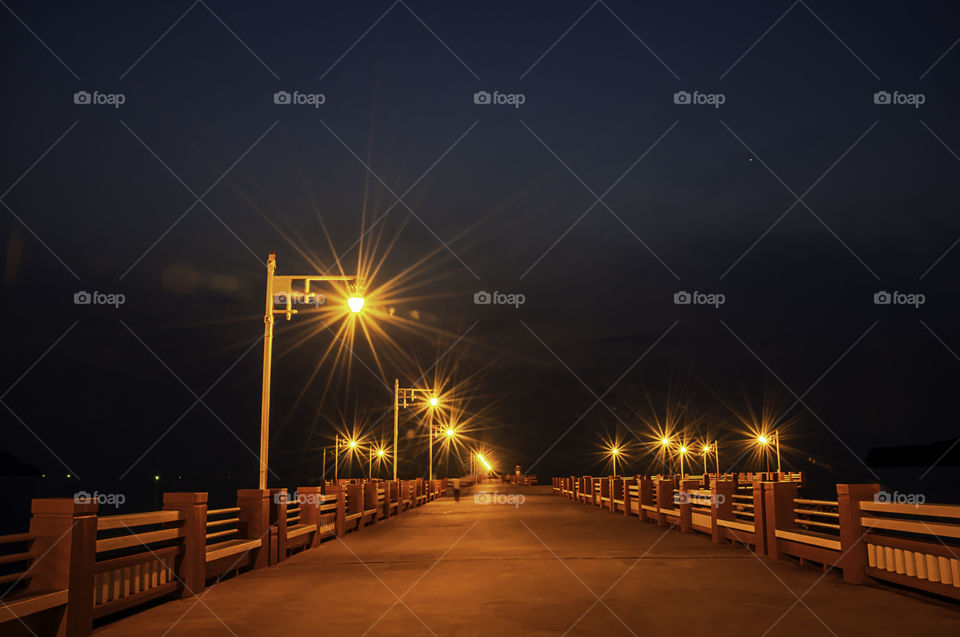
[98,484,960,636]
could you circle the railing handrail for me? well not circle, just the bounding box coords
[97,510,183,530]
[860,501,960,518]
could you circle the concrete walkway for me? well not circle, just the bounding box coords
[97,483,960,636]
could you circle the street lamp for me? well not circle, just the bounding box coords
[678,445,688,479]
[259,253,362,490]
[756,431,781,473]
[477,453,492,472]
[394,382,440,481]
[699,441,720,478]
[659,437,672,474]
[347,296,364,313]
[610,446,620,477]
[334,435,376,480]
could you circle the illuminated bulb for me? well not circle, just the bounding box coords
[377,449,385,457]
[661,438,670,446]
[611,447,619,455]
[679,446,687,454]
[758,435,768,445]
[349,440,357,448]
[446,428,454,437]
[429,397,438,407]
[347,296,364,313]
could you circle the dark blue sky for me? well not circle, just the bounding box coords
[2,1,960,507]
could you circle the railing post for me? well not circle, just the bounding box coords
[837,483,882,584]
[763,481,799,559]
[637,477,653,523]
[269,488,287,565]
[162,492,207,597]
[364,482,378,524]
[381,482,391,519]
[29,497,98,637]
[623,477,636,517]
[655,478,672,526]
[678,479,699,533]
[297,486,323,548]
[325,484,345,536]
[711,480,734,543]
[236,489,270,570]
[347,483,364,528]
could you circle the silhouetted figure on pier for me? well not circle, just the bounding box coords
[451,477,461,502]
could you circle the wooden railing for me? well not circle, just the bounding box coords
[860,500,960,598]
[92,509,185,620]
[0,526,70,636]
[553,475,960,602]
[5,478,451,636]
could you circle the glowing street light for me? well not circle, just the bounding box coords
[258,253,362,489]
[446,428,455,437]
[678,445,689,478]
[756,431,781,473]
[658,436,674,474]
[477,453,492,471]
[700,442,720,477]
[347,295,365,313]
[394,380,442,481]
[610,446,620,477]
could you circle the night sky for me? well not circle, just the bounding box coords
[3,1,960,514]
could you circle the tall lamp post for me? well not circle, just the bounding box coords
[393,383,439,480]
[333,435,368,480]
[659,437,672,474]
[701,441,719,478]
[757,432,781,474]
[678,445,688,479]
[259,253,363,490]
[429,426,455,481]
